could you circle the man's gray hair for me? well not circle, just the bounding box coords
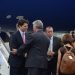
[32,20,43,29]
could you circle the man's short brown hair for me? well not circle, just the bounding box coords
[17,19,29,27]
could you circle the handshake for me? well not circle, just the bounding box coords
[10,49,17,55]
[47,50,55,57]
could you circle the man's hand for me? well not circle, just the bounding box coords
[47,50,55,57]
[11,49,17,55]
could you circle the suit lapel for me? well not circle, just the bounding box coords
[17,31,23,44]
[53,36,56,51]
[25,33,27,41]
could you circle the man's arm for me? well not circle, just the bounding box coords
[9,34,18,55]
[17,34,34,55]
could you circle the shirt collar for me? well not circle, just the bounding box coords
[51,36,53,40]
[49,36,53,40]
[19,29,25,35]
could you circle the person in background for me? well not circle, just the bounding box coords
[8,19,29,75]
[73,36,75,48]
[45,26,62,75]
[70,31,75,48]
[56,34,75,75]
[71,31,75,38]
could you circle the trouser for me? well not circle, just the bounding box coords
[46,60,56,75]
[10,66,27,75]
[28,67,46,75]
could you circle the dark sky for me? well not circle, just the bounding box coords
[0,0,75,31]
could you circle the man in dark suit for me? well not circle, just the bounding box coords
[18,20,50,75]
[8,19,29,75]
[45,26,62,75]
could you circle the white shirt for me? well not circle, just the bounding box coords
[47,36,53,61]
[48,36,53,51]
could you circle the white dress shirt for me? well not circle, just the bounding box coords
[48,36,53,51]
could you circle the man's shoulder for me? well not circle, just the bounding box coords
[26,31,32,34]
[10,31,19,38]
[53,36,61,40]
[32,32,43,37]
[53,36,61,43]
[13,31,19,35]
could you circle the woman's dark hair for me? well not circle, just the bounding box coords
[61,34,74,45]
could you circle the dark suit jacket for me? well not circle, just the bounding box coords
[18,30,50,69]
[8,31,30,67]
[53,36,62,55]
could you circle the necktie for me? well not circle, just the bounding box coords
[22,32,25,44]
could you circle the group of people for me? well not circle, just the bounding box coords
[8,19,75,75]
